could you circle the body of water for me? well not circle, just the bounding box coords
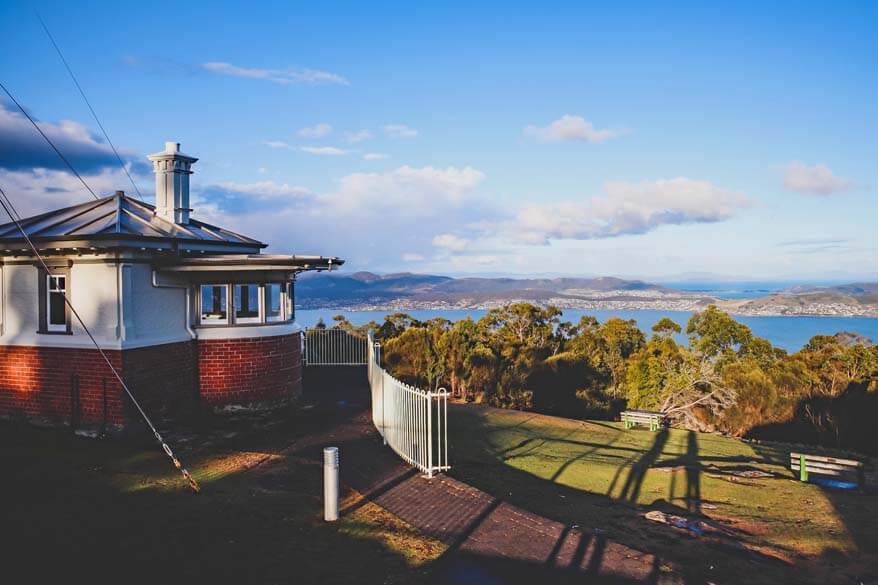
[296,308,878,353]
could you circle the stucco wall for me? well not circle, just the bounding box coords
[0,263,121,348]
[123,263,191,348]
[0,260,192,350]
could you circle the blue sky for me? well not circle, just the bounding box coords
[1,0,875,280]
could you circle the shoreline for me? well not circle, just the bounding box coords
[297,300,878,319]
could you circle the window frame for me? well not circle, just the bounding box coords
[198,283,230,326]
[46,274,68,332]
[233,283,263,324]
[195,281,294,328]
[37,265,72,335]
[264,282,285,323]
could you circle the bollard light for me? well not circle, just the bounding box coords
[324,446,339,521]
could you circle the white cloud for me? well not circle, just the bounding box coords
[300,146,347,156]
[383,124,418,138]
[263,140,292,149]
[202,62,348,85]
[401,253,425,262]
[363,152,387,161]
[298,123,333,139]
[212,181,312,199]
[325,165,485,215]
[346,129,372,143]
[500,178,748,244]
[524,114,623,143]
[432,233,470,251]
[257,167,268,174]
[783,161,852,195]
[0,167,144,217]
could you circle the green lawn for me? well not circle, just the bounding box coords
[448,404,878,585]
[0,408,444,585]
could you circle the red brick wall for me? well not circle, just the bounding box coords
[0,333,302,428]
[0,341,199,430]
[198,332,301,406]
[0,345,126,428]
[122,341,198,417]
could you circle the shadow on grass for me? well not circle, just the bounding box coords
[446,405,873,585]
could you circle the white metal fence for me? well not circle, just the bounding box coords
[368,332,450,478]
[302,327,450,477]
[303,328,368,366]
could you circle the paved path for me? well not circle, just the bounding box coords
[299,368,684,585]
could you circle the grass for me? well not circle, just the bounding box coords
[0,406,443,585]
[448,404,878,585]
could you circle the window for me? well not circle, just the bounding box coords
[234,284,261,324]
[197,282,293,327]
[200,284,228,324]
[265,283,284,322]
[47,275,67,332]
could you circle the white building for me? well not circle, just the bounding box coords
[0,142,341,431]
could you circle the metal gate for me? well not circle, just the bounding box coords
[303,328,368,366]
[302,327,450,477]
[367,332,450,478]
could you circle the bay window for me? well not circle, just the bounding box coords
[198,282,292,326]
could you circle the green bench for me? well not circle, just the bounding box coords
[621,410,666,431]
[790,452,866,490]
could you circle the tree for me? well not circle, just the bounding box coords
[377,312,422,340]
[598,318,645,397]
[437,318,480,399]
[686,305,752,360]
[626,335,685,411]
[652,317,681,337]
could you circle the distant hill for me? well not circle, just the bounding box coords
[717,282,878,317]
[296,271,675,308]
[785,282,878,300]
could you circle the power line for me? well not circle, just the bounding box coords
[35,11,145,201]
[0,80,99,200]
[0,184,199,493]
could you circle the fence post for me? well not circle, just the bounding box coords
[426,390,433,478]
[324,447,339,521]
[799,454,808,482]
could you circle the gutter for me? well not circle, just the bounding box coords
[151,270,196,340]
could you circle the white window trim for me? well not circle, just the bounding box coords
[265,283,285,323]
[196,281,294,327]
[233,284,263,324]
[199,284,230,325]
[47,274,68,332]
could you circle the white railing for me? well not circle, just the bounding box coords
[304,328,368,366]
[368,332,450,478]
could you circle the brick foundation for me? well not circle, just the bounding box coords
[0,333,300,430]
[0,341,199,431]
[0,345,127,429]
[198,332,301,406]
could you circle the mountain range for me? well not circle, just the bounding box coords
[296,271,678,307]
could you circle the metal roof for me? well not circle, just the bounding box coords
[0,192,265,250]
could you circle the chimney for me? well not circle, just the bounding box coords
[147,141,198,224]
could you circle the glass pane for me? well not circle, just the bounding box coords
[201,285,227,322]
[49,275,65,292]
[265,283,282,321]
[49,291,66,325]
[234,284,260,321]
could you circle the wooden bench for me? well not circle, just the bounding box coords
[621,410,666,431]
[790,452,866,490]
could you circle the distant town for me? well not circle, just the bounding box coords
[296,272,878,317]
